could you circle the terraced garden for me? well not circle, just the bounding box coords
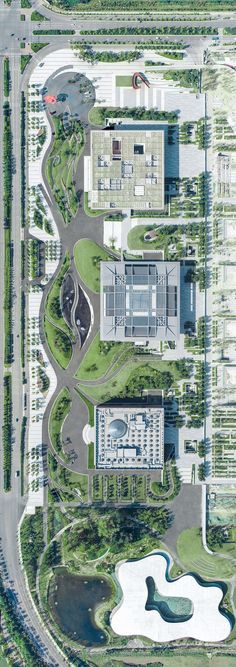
[177,528,235,579]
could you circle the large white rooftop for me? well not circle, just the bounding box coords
[95,403,164,469]
[111,552,231,643]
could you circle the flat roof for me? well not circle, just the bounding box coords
[100,260,180,342]
[95,403,164,469]
[89,128,164,210]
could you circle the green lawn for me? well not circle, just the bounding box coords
[78,357,183,403]
[92,474,103,501]
[177,527,235,579]
[88,442,95,469]
[20,54,32,73]
[74,239,113,293]
[134,475,146,502]
[44,317,72,369]
[75,332,130,381]
[83,191,106,217]
[116,75,132,87]
[88,106,104,126]
[76,389,94,426]
[49,387,71,459]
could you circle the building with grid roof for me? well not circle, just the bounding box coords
[88,128,164,210]
[95,402,164,469]
[100,260,180,343]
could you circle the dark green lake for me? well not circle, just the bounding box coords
[49,571,112,646]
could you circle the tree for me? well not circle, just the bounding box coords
[198,463,205,481]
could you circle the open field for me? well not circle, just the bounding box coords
[177,528,235,579]
[74,239,112,292]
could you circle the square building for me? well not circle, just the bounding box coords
[100,260,180,343]
[95,403,164,469]
[89,129,164,210]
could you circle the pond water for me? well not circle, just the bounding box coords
[146,575,193,622]
[49,571,112,646]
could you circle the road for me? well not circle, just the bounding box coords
[0,0,235,664]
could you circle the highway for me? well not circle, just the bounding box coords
[0,0,235,664]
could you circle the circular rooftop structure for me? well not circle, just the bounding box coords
[109,419,127,439]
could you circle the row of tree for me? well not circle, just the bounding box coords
[3,373,12,491]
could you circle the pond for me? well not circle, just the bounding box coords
[49,571,112,646]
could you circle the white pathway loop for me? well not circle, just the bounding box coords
[111,551,231,643]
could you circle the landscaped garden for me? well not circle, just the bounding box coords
[49,387,71,460]
[74,239,113,292]
[44,317,72,369]
[75,332,131,381]
[177,527,235,579]
[78,357,191,403]
[44,252,76,368]
[45,115,84,224]
[127,224,185,258]
[48,451,88,502]
[45,251,73,340]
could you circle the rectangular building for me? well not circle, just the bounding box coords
[100,260,180,343]
[89,128,164,210]
[95,403,164,469]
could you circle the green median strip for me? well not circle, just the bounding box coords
[3,373,12,491]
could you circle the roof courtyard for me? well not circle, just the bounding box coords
[100,260,180,343]
[95,403,164,470]
[88,128,164,210]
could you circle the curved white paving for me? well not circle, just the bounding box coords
[111,552,231,643]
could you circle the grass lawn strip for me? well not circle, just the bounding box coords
[74,238,113,293]
[83,191,107,217]
[116,75,133,87]
[177,527,235,579]
[75,331,131,381]
[44,317,72,370]
[75,389,94,426]
[49,387,71,460]
[88,442,95,469]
